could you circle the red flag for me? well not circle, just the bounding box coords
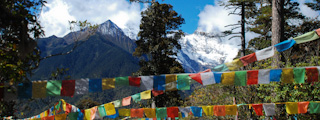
[189,73,202,84]
[129,76,141,87]
[167,107,179,118]
[252,104,263,116]
[240,53,257,66]
[247,70,259,85]
[306,68,318,83]
[61,80,75,97]
[152,90,164,97]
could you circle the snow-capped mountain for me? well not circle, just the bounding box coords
[177,33,238,73]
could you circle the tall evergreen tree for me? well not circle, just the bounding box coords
[133,1,185,75]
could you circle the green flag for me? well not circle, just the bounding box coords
[46,80,62,96]
[293,31,320,44]
[234,71,247,86]
[156,107,167,118]
[115,76,129,86]
[177,74,190,90]
[293,68,305,83]
[309,102,320,114]
[131,93,141,102]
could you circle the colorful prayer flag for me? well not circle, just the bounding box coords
[54,113,67,120]
[201,72,215,86]
[255,46,275,61]
[293,31,320,44]
[282,68,294,83]
[222,72,235,85]
[102,78,115,90]
[140,90,151,99]
[144,108,156,118]
[298,102,309,114]
[32,81,47,98]
[129,76,141,87]
[98,105,107,117]
[119,109,130,116]
[214,105,226,116]
[225,105,237,115]
[214,72,222,83]
[212,64,228,72]
[190,106,202,117]
[258,69,270,84]
[46,80,62,96]
[153,75,165,90]
[252,104,263,116]
[140,76,153,90]
[270,69,282,82]
[202,106,213,116]
[189,73,202,84]
[286,102,298,114]
[225,59,243,71]
[74,78,89,95]
[306,67,318,82]
[167,107,179,119]
[247,70,258,85]
[309,102,320,114]
[234,71,247,86]
[122,96,132,106]
[240,53,257,66]
[177,74,191,90]
[179,107,191,118]
[130,108,144,118]
[156,107,167,118]
[115,76,129,86]
[293,68,305,83]
[61,80,75,97]
[88,79,102,93]
[131,93,141,102]
[105,103,116,115]
[275,39,296,52]
[263,103,276,116]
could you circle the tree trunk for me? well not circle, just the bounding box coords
[241,2,246,57]
[271,0,284,68]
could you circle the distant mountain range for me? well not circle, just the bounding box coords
[32,20,235,80]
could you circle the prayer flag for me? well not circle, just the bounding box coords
[281,68,294,83]
[141,90,151,99]
[213,105,226,116]
[67,112,78,120]
[179,107,191,118]
[89,79,102,93]
[18,82,32,99]
[105,103,116,115]
[98,105,107,117]
[316,28,320,37]
[212,64,228,72]
[258,69,270,84]
[190,106,202,117]
[189,73,202,84]
[309,102,320,114]
[177,74,190,90]
[144,108,156,118]
[132,93,141,102]
[234,71,247,86]
[298,102,309,114]
[255,46,275,61]
[167,107,179,119]
[306,67,318,82]
[240,53,257,66]
[61,80,75,97]
[270,69,282,82]
[252,104,263,116]
[225,105,237,115]
[275,39,296,52]
[165,75,177,91]
[66,103,72,113]
[119,109,130,116]
[84,109,91,120]
[122,96,132,106]
[152,90,164,97]
[293,31,320,44]
[214,72,222,83]
[115,76,129,86]
[201,72,215,86]
[140,76,153,90]
[153,75,165,90]
[54,113,67,120]
[286,102,298,114]
[293,68,305,83]
[105,109,119,119]
[263,103,276,116]
[129,76,141,87]
[130,108,144,118]
[42,116,54,120]
[222,72,235,85]
[202,106,213,116]
[46,80,62,96]
[156,107,167,118]
[102,78,115,90]
[225,59,243,71]
[247,70,258,85]
[74,78,89,95]
[32,81,47,98]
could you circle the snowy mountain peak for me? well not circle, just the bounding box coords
[98,20,124,36]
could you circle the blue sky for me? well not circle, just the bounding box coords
[158,0,215,34]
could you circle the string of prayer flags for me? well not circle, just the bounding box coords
[144,108,156,118]
[252,104,263,116]
[122,96,132,106]
[201,72,215,86]
[140,90,151,99]
[153,75,165,90]
[240,53,257,66]
[115,76,129,86]
[202,106,214,116]
[130,108,144,118]
[89,79,102,93]
[167,107,179,119]
[190,106,202,117]
[177,74,191,90]
[156,107,167,119]
[129,76,141,87]
[140,76,153,90]
[214,105,225,116]
[32,81,47,98]
[255,46,275,61]
[61,80,75,97]
[165,75,177,91]
[222,72,235,85]
[293,68,305,83]
[119,109,131,116]
[293,31,320,44]
[247,70,258,85]
[74,78,89,95]
[274,39,296,52]
[102,78,115,90]
[306,67,318,82]
[309,102,320,114]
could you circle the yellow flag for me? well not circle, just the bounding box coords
[202,106,214,116]
[286,102,298,114]
[119,109,131,116]
[61,99,67,112]
[54,114,67,120]
[144,108,156,118]
[282,68,294,83]
[140,90,151,99]
[84,109,91,120]
[102,78,115,90]
[225,105,237,115]
[225,59,243,71]
[32,81,47,98]
[165,75,177,91]
[104,103,116,115]
[222,72,235,85]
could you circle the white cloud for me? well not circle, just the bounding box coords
[298,0,319,18]
[39,0,143,37]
